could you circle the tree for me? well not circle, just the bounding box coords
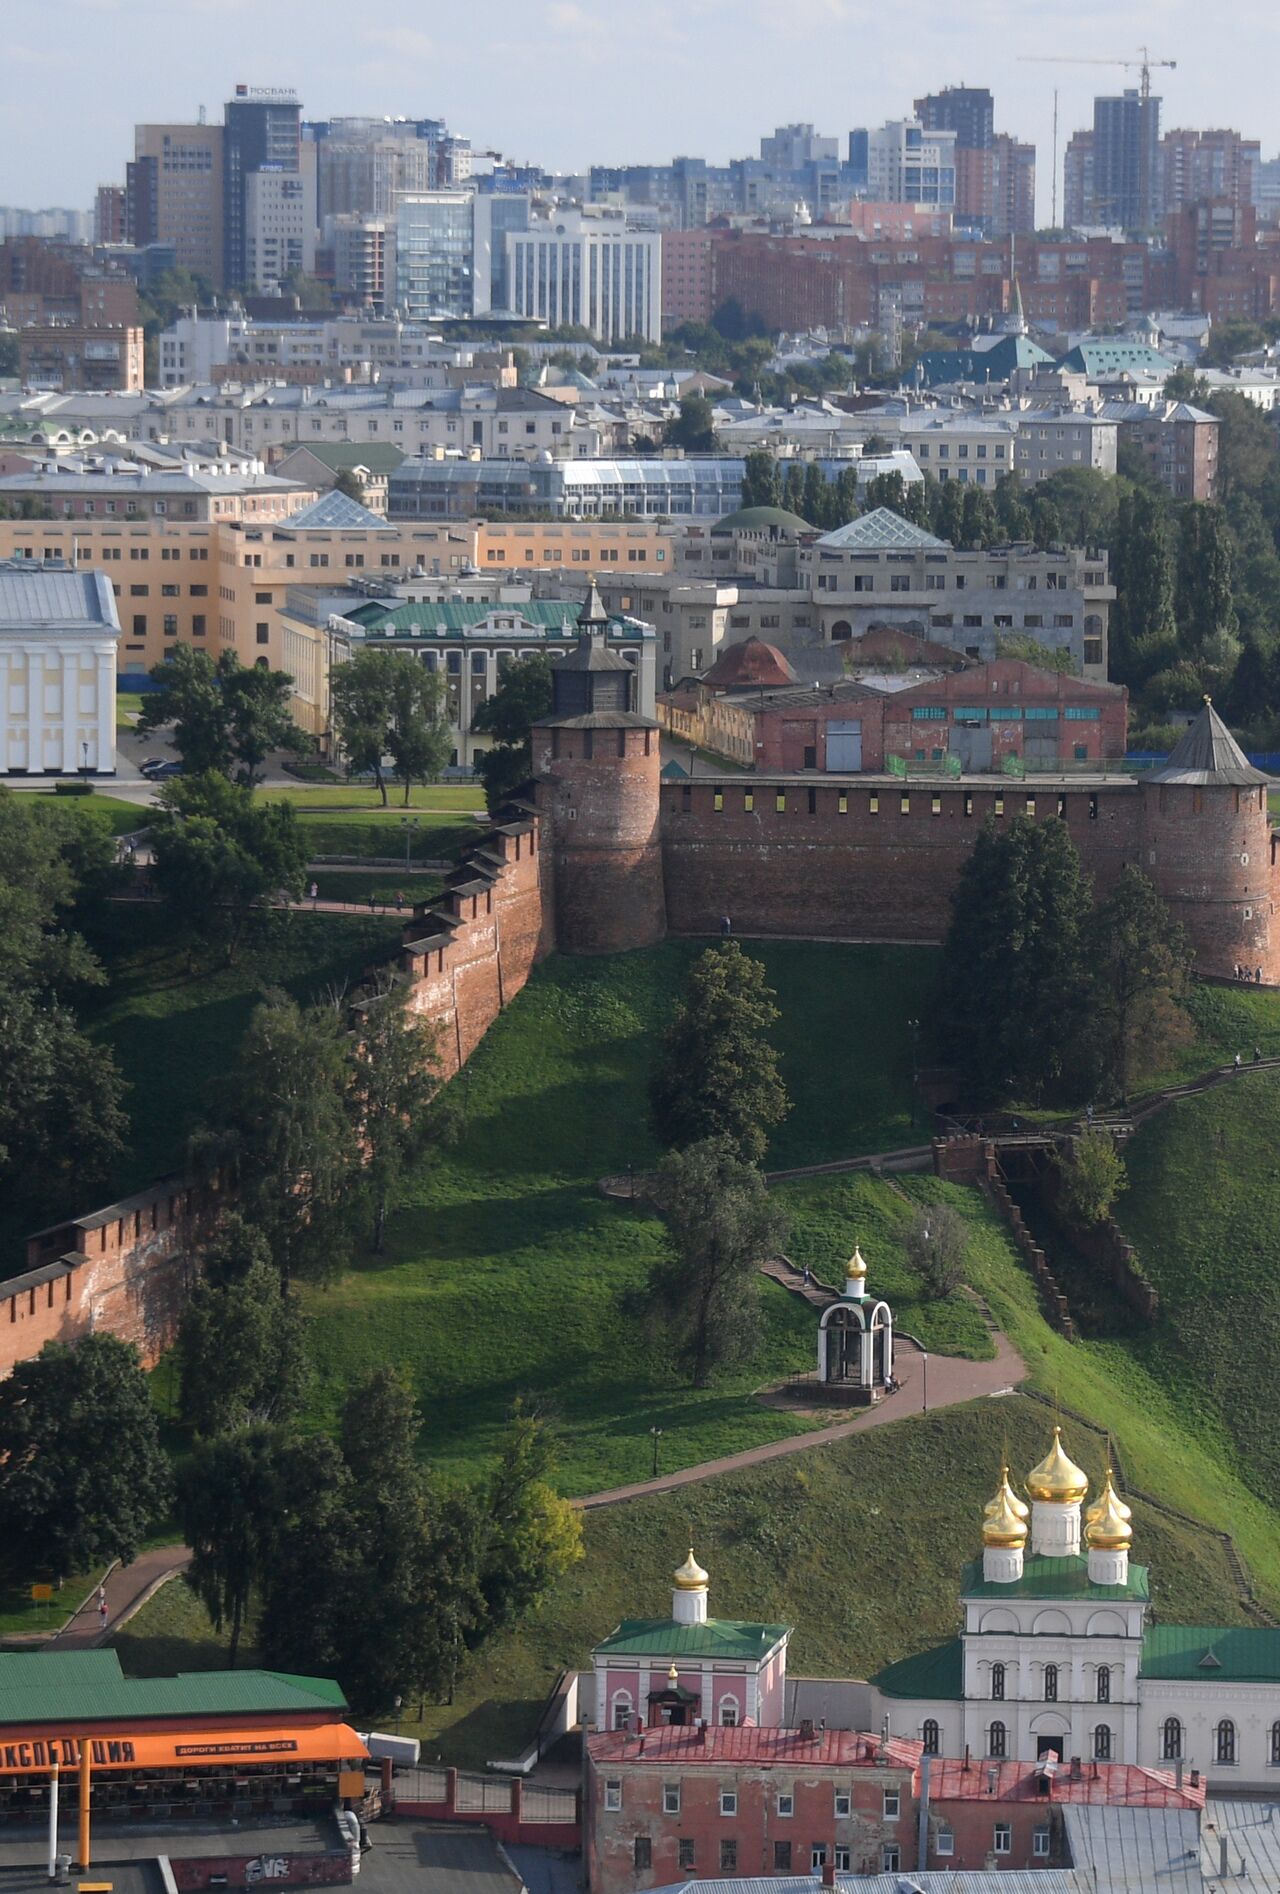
[1036,467,1118,548]
[180,1426,293,1666]
[783,461,807,518]
[994,634,1077,676]
[741,450,782,511]
[1028,490,1063,552]
[0,1335,172,1580]
[647,1137,787,1386]
[471,652,554,814]
[351,974,445,1251]
[649,941,790,1164]
[1224,637,1271,727]
[1201,319,1266,369]
[1086,865,1191,1102]
[960,484,999,549]
[138,647,306,784]
[333,469,366,505]
[195,990,362,1285]
[177,1250,310,1438]
[1205,391,1275,501]
[801,459,828,527]
[330,648,449,806]
[479,1405,583,1633]
[664,394,716,453]
[904,1203,967,1298]
[1055,1129,1127,1227]
[994,473,1034,543]
[222,652,310,786]
[1110,490,1177,687]
[148,772,308,964]
[1176,503,1237,655]
[937,815,1094,1105]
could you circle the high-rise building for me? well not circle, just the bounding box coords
[309,119,436,222]
[914,87,994,152]
[244,150,316,293]
[1063,130,1095,230]
[130,123,225,284]
[847,129,869,194]
[223,86,302,289]
[866,120,957,209]
[1092,90,1162,232]
[990,135,1036,237]
[507,208,661,343]
[759,124,838,168]
[395,192,479,320]
[1161,128,1261,217]
[94,185,126,246]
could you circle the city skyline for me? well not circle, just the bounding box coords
[3,0,1279,225]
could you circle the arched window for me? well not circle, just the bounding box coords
[611,1692,634,1731]
[1162,1717,1182,1761]
[991,1663,1006,1701]
[1217,1719,1237,1766]
[719,1695,740,1728]
[1043,1663,1058,1702]
[922,1719,940,1756]
[988,1721,1007,1759]
[1270,1720,1280,1767]
[1096,1665,1111,1704]
[1093,1725,1112,1762]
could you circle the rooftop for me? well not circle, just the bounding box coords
[0,1650,347,1726]
[710,505,813,536]
[1146,699,1269,788]
[814,508,949,552]
[593,1617,790,1662]
[0,563,119,633]
[961,1554,1150,1602]
[929,1758,1203,1809]
[345,599,650,640]
[282,489,395,532]
[700,637,796,689]
[1141,1622,1280,1683]
[871,1636,964,1702]
[1061,1806,1204,1894]
[588,1725,920,1770]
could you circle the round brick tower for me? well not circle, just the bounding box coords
[1139,699,1278,983]
[532,586,666,955]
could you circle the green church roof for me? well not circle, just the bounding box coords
[594,1617,790,1662]
[873,1637,964,1701]
[1141,1624,1280,1683]
[0,1650,347,1726]
[711,506,813,536]
[961,1555,1150,1603]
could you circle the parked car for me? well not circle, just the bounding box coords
[142,760,184,781]
[138,756,167,774]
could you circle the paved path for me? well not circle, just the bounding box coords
[575,1324,1024,1512]
[50,1545,193,1649]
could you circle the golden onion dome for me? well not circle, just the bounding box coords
[847,1245,867,1279]
[1085,1469,1133,1550]
[1025,1427,1090,1504]
[673,1547,709,1592]
[668,1662,680,1683]
[982,1464,1030,1548]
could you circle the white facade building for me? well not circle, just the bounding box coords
[507,209,662,344]
[870,1426,1280,1791]
[866,119,958,209]
[244,165,317,293]
[0,562,120,775]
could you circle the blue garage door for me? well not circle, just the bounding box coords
[826,721,862,771]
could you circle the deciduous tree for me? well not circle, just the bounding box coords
[149,772,308,964]
[650,942,789,1163]
[470,652,554,813]
[177,1249,310,1438]
[1055,1129,1126,1227]
[904,1204,968,1299]
[1086,864,1191,1102]
[350,975,445,1252]
[180,1426,296,1666]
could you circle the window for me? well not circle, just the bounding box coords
[604,1779,621,1811]
[869,792,879,814]
[256,625,269,645]
[678,1839,695,1870]
[774,1842,792,1872]
[190,584,208,597]
[633,1837,651,1871]
[1217,1719,1237,1765]
[1044,1663,1058,1702]
[192,616,206,636]
[1097,1666,1111,1704]
[162,584,180,598]
[899,793,910,815]
[744,790,754,812]
[993,1824,1012,1856]
[1033,1826,1051,1858]
[1093,1724,1112,1762]
[129,583,149,597]
[663,1784,680,1815]
[163,614,177,636]
[835,1848,851,1872]
[719,1841,737,1873]
[719,1791,737,1816]
[912,705,947,719]
[988,1721,1007,1759]
[1270,1720,1280,1766]
[834,1791,851,1818]
[777,1792,794,1817]
[810,1846,827,1873]
[720,1699,739,1728]
[883,1789,900,1820]
[612,1694,633,1731]
[132,614,146,635]
[882,1847,900,1873]
[991,1663,1006,1701]
[1162,1717,1183,1762]
[935,1826,954,1857]
[922,1720,940,1755]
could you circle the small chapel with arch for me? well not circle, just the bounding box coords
[816,1244,895,1405]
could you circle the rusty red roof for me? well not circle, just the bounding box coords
[701,638,796,690]
[587,1725,921,1771]
[928,1758,1205,1810]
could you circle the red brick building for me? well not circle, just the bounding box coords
[584,1725,1205,1892]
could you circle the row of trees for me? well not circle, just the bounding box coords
[938,815,1192,1107]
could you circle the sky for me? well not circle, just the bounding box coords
[3,0,1279,226]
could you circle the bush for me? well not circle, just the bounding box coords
[53,779,94,796]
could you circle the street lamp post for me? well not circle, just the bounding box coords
[908,1018,920,1128]
[921,1351,929,1416]
[649,1426,664,1479]
[400,816,420,873]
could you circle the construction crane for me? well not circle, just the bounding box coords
[1019,49,1176,231]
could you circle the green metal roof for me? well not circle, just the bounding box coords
[0,1651,347,1726]
[287,442,406,474]
[873,1637,964,1701]
[710,506,812,536]
[350,599,647,640]
[1060,342,1176,378]
[960,1555,1149,1603]
[1141,1624,1280,1683]
[594,1617,790,1661]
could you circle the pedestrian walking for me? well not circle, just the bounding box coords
[368,891,377,913]
[97,1597,108,1632]
[1233,963,1241,981]
[395,889,405,912]
[720,914,732,938]
[1086,1101,1094,1126]
[309,880,319,907]
[1255,1045,1263,1064]
[802,1265,811,1288]
[1234,1051,1242,1071]
[1257,966,1264,984]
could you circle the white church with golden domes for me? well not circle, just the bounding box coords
[869,1427,1280,1789]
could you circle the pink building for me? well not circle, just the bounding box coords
[592,1550,791,1734]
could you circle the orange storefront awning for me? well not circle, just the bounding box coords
[0,1724,368,1774]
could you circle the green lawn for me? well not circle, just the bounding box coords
[60,792,148,837]
[116,692,146,733]
[261,784,486,813]
[113,1390,1253,1766]
[289,808,480,865]
[307,870,445,908]
[0,1568,105,1641]
[302,942,940,1493]
[0,906,401,1275]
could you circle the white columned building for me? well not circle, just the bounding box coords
[0,562,121,776]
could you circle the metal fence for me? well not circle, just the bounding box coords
[393,1764,576,1824]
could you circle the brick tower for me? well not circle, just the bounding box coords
[1139,698,1279,983]
[532,585,666,955]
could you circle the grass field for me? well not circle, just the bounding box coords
[262,784,486,813]
[0,1567,104,1641]
[116,693,146,733]
[300,941,942,1492]
[287,807,481,865]
[115,1390,1255,1764]
[307,869,446,908]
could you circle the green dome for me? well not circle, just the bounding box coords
[711,505,813,536]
